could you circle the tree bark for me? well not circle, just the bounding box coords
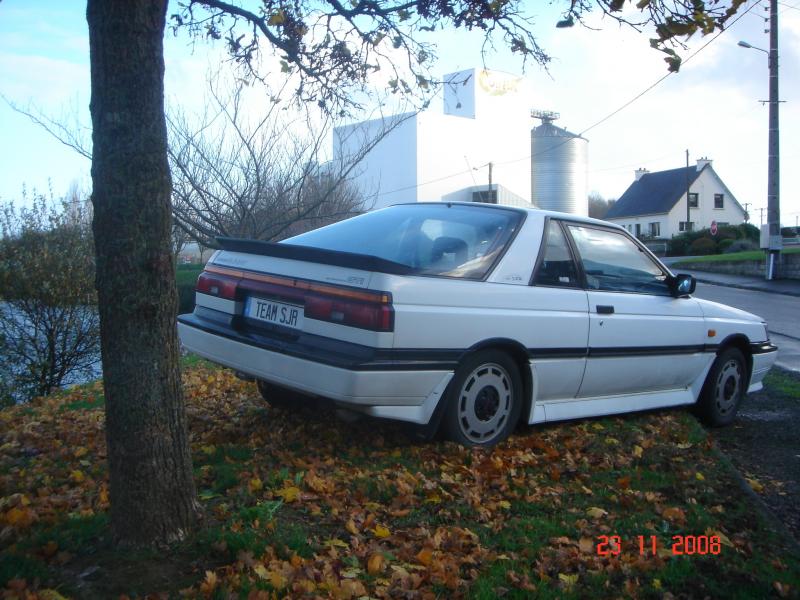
[87,0,199,545]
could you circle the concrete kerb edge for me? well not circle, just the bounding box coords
[691,276,800,299]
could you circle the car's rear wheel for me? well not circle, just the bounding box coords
[256,379,304,409]
[697,347,747,427]
[442,350,523,447]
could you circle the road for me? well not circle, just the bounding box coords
[692,282,800,372]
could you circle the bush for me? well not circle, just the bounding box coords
[717,238,734,253]
[689,237,718,256]
[724,239,759,254]
[0,191,99,402]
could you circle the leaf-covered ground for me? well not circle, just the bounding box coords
[1,362,799,599]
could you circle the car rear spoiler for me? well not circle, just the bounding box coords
[216,236,414,276]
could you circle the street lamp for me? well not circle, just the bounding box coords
[738,0,781,280]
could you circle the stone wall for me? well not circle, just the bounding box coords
[680,252,800,280]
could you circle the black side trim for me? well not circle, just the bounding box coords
[588,345,710,358]
[528,348,587,359]
[750,341,779,355]
[216,237,414,275]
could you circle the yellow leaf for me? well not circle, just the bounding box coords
[579,537,594,553]
[70,470,85,483]
[367,553,384,575]
[248,477,263,493]
[201,445,216,455]
[268,10,286,25]
[605,437,619,445]
[253,564,268,580]
[497,500,511,510]
[559,573,578,589]
[746,477,764,493]
[275,486,300,502]
[269,570,287,590]
[373,524,390,538]
[73,447,88,458]
[346,519,359,535]
[633,445,643,458]
[37,590,69,600]
[652,579,662,590]
[324,538,349,548]
[705,528,734,547]
[695,472,705,481]
[586,507,607,519]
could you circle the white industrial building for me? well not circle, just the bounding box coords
[333,69,536,211]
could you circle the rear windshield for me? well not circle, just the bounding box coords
[284,204,523,279]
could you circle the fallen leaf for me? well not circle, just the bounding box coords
[416,548,433,566]
[633,445,643,458]
[248,477,263,493]
[373,524,390,538]
[579,537,595,553]
[746,477,764,493]
[367,553,384,574]
[586,507,607,519]
[275,486,300,502]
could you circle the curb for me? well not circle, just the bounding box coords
[690,275,800,298]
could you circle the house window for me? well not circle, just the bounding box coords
[649,222,660,237]
[714,193,724,209]
[688,193,699,208]
[679,221,694,232]
[635,224,642,238]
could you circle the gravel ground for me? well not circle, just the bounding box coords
[711,368,800,542]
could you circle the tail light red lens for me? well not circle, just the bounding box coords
[305,295,394,332]
[196,272,239,300]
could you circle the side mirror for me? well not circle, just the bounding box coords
[669,273,696,297]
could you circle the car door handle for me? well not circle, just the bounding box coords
[596,305,615,314]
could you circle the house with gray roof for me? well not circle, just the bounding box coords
[605,158,747,239]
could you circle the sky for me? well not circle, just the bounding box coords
[1,0,799,227]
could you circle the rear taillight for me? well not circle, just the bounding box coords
[305,295,394,332]
[196,272,239,300]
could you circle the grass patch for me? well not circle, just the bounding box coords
[674,246,800,265]
[175,264,204,286]
[2,366,799,598]
[764,368,800,398]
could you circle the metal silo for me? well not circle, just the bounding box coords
[531,110,588,216]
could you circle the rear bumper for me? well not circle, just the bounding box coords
[748,342,778,393]
[177,317,452,422]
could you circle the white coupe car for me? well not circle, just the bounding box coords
[177,203,778,446]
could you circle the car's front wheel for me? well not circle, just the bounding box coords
[442,350,523,447]
[697,347,747,427]
[256,379,305,410]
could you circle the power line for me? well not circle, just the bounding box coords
[376,0,763,198]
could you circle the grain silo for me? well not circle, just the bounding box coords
[531,110,588,216]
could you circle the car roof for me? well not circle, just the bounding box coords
[392,201,624,231]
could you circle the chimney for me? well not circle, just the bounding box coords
[634,168,649,181]
[696,157,712,171]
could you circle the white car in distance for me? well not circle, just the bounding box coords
[177,203,778,446]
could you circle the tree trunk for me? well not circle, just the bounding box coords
[87,0,199,545]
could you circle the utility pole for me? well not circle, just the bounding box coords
[488,162,494,203]
[758,207,766,226]
[766,0,781,279]
[685,150,691,232]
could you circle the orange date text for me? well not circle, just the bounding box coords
[595,535,722,557]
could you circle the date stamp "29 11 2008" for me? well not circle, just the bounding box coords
[596,535,723,557]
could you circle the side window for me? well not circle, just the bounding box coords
[567,226,669,295]
[533,221,580,288]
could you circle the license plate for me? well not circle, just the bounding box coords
[245,297,304,330]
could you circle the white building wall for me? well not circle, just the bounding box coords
[333,114,418,209]
[335,68,533,210]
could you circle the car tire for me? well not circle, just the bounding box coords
[697,347,747,427]
[256,379,303,410]
[442,350,523,447]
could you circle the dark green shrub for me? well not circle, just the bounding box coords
[717,238,734,253]
[689,237,717,256]
[724,239,759,254]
